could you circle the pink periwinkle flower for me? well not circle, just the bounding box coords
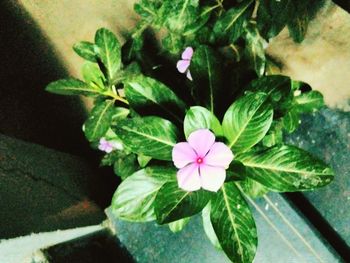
[176,47,193,81]
[172,129,234,192]
[98,138,122,153]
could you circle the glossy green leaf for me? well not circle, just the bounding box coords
[210,182,257,263]
[184,106,223,138]
[111,107,130,124]
[239,178,269,198]
[236,145,334,192]
[73,41,97,62]
[222,92,273,153]
[160,0,199,33]
[137,154,152,168]
[82,62,105,89]
[95,28,122,82]
[288,13,309,43]
[134,0,161,22]
[202,203,221,250]
[262,121,283,147]
[46,78,100,96]
[212,0,254,44]
[287,0,324,43]
[168,217,190,233]
[113,153,139,180]
[154,181,211,224]
[282,108,299,133]
[244,23,266,77]
[84,100,115,142]
[246,75,291,102]
[113,116,179,161]
[257,0,295,39]
[295,90,324,113]
[124,75,187,122]
[190,45,222,112]
[111,166,176,222]
[162,33,184,54]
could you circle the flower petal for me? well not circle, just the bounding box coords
[177,60,190,73]
[186,70,193,81]
[182,47,193,60]
[200,165,226,192]
[172,142,197,168]
[177,163,201,192]
[188,129,215,157]
[205,142,234,169]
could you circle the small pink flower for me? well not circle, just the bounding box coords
[176,47,193,81]
[98,138,122,153]
[172,129,234,192]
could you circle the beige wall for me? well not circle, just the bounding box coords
[18,0,350,110]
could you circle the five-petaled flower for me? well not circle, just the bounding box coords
[98,138,123,153]
[172,129,234,192]
[176,47,193,81]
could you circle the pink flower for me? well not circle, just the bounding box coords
[172,129,234,192]
[98,138,122,153]
[176,47,193,81]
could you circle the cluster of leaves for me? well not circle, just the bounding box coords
[46,1,331,262]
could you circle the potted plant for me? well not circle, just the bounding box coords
[46,1,334,262]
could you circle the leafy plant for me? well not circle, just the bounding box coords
[46,0,333,262]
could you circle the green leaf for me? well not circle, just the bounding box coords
[282,108,299,133]
[124,75,187,122]
[257,0,296,39]
[113,116,179,161]
[137,154,152,168]
[262,121,283,147]
[239,178,269,198]
[222,92,273,153]
[111,166,176,222]
[212,0,254,44]
[162,33,184,54]
[190,45,222,112]
[84,100,115,142]
[82,62,105,89]
[111,107,130,125]
[46,78,100,96]
[227,161,246,181]
[134,0,161,22]
[95,28,122,82]
[202,203,221,250]
[295,90,324,113]
[160,0,200,33]
[236,145,334,192]
[287,0,325,43]
[184,106,223,138]
[244,23,266,77]
[246,75,291,102]
[154,181,211,224]
[210,182,257,263]
[73,41,97,62]
[168,217,190,233]
[288,12,309,43]
[113,153,139,180]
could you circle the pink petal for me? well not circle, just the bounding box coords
[205,142,234,169]
[177,163,201,192]
[182,47,194,60]
[199,165,226,192]
[188,129,215,157]
[186,70,193,81]
[177,60,190,73]
[104,145,113,153]
[172,142,197,169]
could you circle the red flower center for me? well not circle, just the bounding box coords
[196,157,203,164]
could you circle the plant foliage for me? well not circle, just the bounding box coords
[46,1,332,262]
